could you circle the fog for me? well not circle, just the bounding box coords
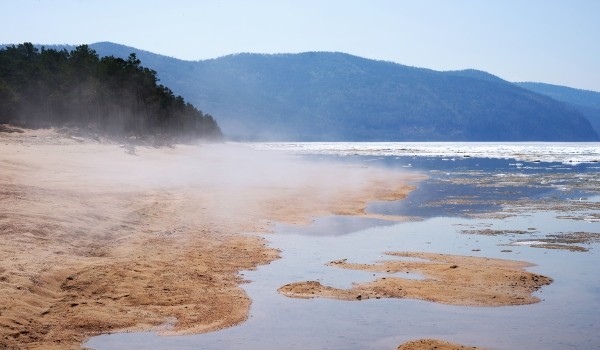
[16,138,416,234]
[78,143,369,189]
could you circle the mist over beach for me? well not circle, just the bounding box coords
[2,1,600,350]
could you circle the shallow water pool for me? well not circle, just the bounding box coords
[86,154,600,349]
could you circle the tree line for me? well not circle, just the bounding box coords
[0,43,222,142]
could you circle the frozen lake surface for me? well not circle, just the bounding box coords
[248,141,600,165]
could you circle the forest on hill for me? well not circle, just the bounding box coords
[0,43,222,142]
[3,42,599,142]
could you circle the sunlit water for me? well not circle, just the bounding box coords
[248,141,600,165]
[87,143,600,350]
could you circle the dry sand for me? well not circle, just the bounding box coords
[279,252,552,306]
[0,127,420,349]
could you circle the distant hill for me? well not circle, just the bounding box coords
[162,51,598,141]
[6,42,598,141]
[516,82,600,136]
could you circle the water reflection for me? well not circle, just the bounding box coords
[86,156,600,350]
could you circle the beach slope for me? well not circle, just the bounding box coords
[0,127,419,349]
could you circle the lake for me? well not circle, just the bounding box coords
[86,142,600,350]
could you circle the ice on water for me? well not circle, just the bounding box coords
[247,142,600,165]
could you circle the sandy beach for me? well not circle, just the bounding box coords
[0,127,421,349]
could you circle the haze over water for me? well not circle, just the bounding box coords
[87,143,600,350]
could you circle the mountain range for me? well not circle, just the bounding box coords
[8,42,600,141]
[514,82,600,139]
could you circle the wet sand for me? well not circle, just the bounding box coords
[397,338,485,350]
[0,127,420,349]
[278,252,552,306]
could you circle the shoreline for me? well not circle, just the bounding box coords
[0,127,421,349]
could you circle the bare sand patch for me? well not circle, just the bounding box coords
[279,252,552,306]
[0,127,420,349]
[397,338,485,350]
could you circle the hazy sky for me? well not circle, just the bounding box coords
[3,0,599,91]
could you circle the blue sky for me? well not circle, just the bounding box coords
[2,0,599,91]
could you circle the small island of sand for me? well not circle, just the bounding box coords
[397,339,486,350]
[278,252,552,306]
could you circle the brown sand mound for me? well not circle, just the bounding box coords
[279,252,552,306]
[397,338,485,350]
[0,127,420,349]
